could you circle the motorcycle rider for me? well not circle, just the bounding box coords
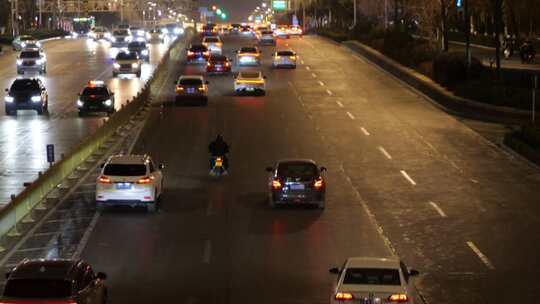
[208,134,230,170]
[502,36,514,59]
[520,39,536,63]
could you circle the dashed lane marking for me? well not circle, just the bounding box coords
[400,170,417,186]
[346,112,355,120]
[360,127,370,136]
[318,80,325,86]
[378,146,392,160]
[203,240,212,264]
[336,100,344,108]
[326,89,333,96]
[305,65,310,70]
[311,73,317,78]
[429,201,447,218]
[467,241,495,270]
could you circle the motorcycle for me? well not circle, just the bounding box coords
[210,156,228,177]
[503,46,513,59]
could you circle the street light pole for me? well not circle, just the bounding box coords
[384,0,388,30]
[349,0,356,30]
[465,0,471,68]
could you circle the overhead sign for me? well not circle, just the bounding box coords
[272,0,287,10]
[46,144,55,165]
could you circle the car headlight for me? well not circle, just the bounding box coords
[4,96,14,103]
[111,37,116,42]
[36,59,43,65]
[141,49,149,56]
[137,30,144,36]
[104,99,112,106]
[105,33,111,39]
[36,42,41,47]
[174,28,184,35]
[21,42,26,47]
[77,99,83,107]
[126,36,132,42]
[16,59,23,65]
[113,63,120,69]
[31,96,42,102]
[161,28,169,34]
[132,63,139,68]
[136,37,145,42]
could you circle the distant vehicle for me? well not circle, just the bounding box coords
[12,35,40,51]
[117,24,130,30]
[147,28,164,43]
[272,50,297,68]
[202,24,217,36]
[163,23,184,36]
[186,44,210,63]
[274,25,290,38]
[329,257,420,304]
[2,259,108,304]
[288,25,303,37]
[89,26,110,41]
[4,78,48,115]
[112,51,142,77]
[231,23,242,33]
[206,55,232,74]
[234,71,266,96]
[129,26,146,42]
[16,48,47,74]
[202,36,223,54]
[258,30,276,45]
[96,154,164,212]
[128,41,149,61]
[240,26,253,36]
[175,75,209,106]
[110,29,131,47]
[77,80,115,116]
[266,159,326,209]
[236,46,261,66]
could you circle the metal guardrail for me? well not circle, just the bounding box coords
[0,31,188,249]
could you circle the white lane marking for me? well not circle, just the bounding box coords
[305,66,310,71]
[72,212,100,259]
[400,170,416,186]
[360,127,370,136]
[311,72,317,78]
[467,241,495,270]
[203,240,212,264]
[346,112,355,120]
[318,80,325,86]
[336,100,344,108]
[471,179,479,184]
[429,201,447,218]
[378,146,392,160]
[326,89,333,96]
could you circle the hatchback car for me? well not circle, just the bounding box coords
[272,50,297,68]
[110,29,131,47]
[89,26,110,41]
[2,259,107,304]
[128,41,150,61]
[329,257,420,304]
[17,48,47,74]
[206,55,232,74]
[129,26,146,42]
[96,154,164,212]
[113,51,142,77]
[266,159,326,209]
[236,46,261,66]
[234,71,266,95]
[4,78,48,115]
[175,75,209,105]
[77,80,115,116]
[202,36,223,54]
[258,30,276,45]
[12,35,40,51]
[186,44,210,63]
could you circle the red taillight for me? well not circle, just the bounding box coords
[137,176,153,184]
[203,51,210,56]
[388,294,409,302]
[99,176,112,184]
[334,292,354,301]
[314,177,324,189]
[176,86,184,92]
[187,50,194,56]
[225,62,230,67]
[207,62,212,67]
[272,179,282,189]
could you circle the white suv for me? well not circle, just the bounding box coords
[202,36,223,54]
[96,154,164,212]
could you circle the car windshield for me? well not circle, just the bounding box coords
[104,164,146,176]
[179,78,203,85]
[128,42,146,48]
[262,31,273,35]
[210,56,227,62]
[343,268,401,286]
[190,45,207,51]
[113,30,128,35]
[20,51,40,58]
[82,87,108,96]
[240,47,257,53]
[277,51,294,56]
[11,80,40,91]
[205,37,220,43]
[93,27,106,32]
[240,72,261,79]
[277,163,317,179]
[4,279,72,298]
[116,52,137,60]
[19,35,34,41]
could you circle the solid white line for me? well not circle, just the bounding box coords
[326,89,333,96]
[346,112,355,120]
[305,65,310,70]
[203,240,212,264]
[336,100,344,108]
[400,170,416,186]
[318,80,325,86]
[360,127,370,136]
[429,201,447,218]
[311,73,317,78]
[378,146,392,160]
[467,241,495,270]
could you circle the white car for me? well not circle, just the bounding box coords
[111,29,132,47]
[89,26,110,41]
[234,71,266,96]
[329,257,419,304]
[113,51,142,77]
[17,49,47,74]
[272,50,297,68]
[236,46,261,66]
[258,30,276,45]
[96,154,164,212]
[288,25,303,37]
[202,36,223,54]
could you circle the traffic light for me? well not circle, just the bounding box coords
[221,13,227,19]
[212,5,217,11]
[216,8,222,14]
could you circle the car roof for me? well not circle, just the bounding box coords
[276,159,317,166]
[107,154,149,164]
[240,46,258,51]
[9,259,82,280]
[179,75,204,80]
[345,257,401,269]
[238,71,261,77]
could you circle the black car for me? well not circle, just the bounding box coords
[4,78,48,115]
[266,159,327,209]
[2,259,107,304]
[128,41,150,61]
[186,44,210,63]
[77,81,115,116]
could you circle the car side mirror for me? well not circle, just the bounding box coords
[96,272,107,280]
[329,267,340,274]
[320,167,327,172]
[265,167,273,172]
[158,163,165,170]
[409,269,420,276]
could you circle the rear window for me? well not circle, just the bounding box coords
[205,37,220,43]
[240,47,257,53]
[113,30,128,35]
[104,164,146,176]
[240,72,260,79]
[128,42,146,48]
[277,163,317,179]
[190,45,207,51]
[277,51,294,56]
[4,279,72,298]
[179,78,203,85]
[343,268,401,286]
[19,35,34,41]
[20,51,40,58]
[11,80,40,91]
[82,87,109,96]
[210,55,227,62]
[262,31,273,35]
[116,52,137,60]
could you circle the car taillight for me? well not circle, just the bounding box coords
[176,86,184,92]
[137,176,153,184]
[203,51,210,56]
[225,62,230,67]
[272,179,282,190]
[207,62,212,67]
[98,176,112,184]
[388,294,409,302]
[187,51,194,56]
[314,177,324,189]
[290,56,297,60]
[334,292,354,301]
[198,86,205,91]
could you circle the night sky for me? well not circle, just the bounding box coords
[198,0,258,23]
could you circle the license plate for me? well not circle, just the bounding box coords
[115,183,132,190]
[187,88,195,93]
[290,184,305,190]
[215,65,222,68]
[215,159,223,167]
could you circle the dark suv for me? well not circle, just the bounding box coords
[2,259,108,304]
[266,159,327,209]
[77,80,115,116]
[4,78,49,115]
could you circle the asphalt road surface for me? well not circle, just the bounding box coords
[14,32,540,304]
[0,35,180,206]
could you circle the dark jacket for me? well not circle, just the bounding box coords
[209,138,229,156]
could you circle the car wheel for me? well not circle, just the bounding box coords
[43,67,47,74]
[202,97,208,106]
[147,202,157,213]
[16,70,22,75]
[260,90,266,96]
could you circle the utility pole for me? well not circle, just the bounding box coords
[464,0,471,68]
[384,0,388,30]
[349,0,356,30]
[38,0,43,28]
[10,0,19,36]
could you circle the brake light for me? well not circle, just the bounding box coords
[290,56,297,60]
[98,176,112,184]
[137,176,153,184]
[388,294,409,302]
[272,179,282,189]
[334,292,354,301]
[225,62,230,67]
[203,51,210,56]
[176,86,184,92]
[198,86,205,91]
[314,178,324,189]
[275,56,281,59]
[187,50,194,56]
